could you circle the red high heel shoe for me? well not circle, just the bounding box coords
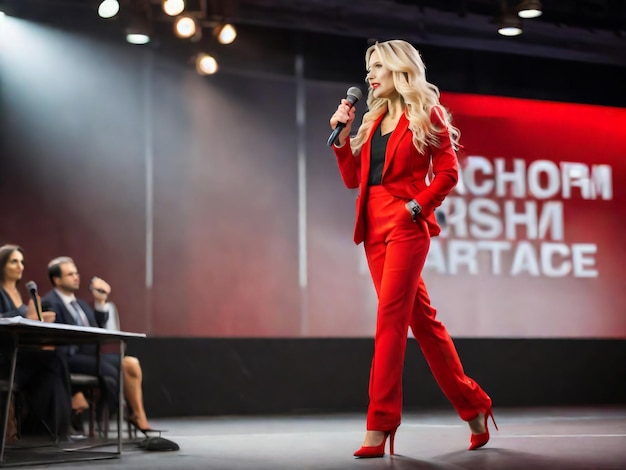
[468,408,498,450]
[353,427,398,458]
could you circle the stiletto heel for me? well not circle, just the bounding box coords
[469,408,498,450]
[353,426,398,458]
[127,416,164,438]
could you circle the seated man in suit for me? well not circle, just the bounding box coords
[41,256,153,435]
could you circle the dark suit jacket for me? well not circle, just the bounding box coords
[41,290,108,356]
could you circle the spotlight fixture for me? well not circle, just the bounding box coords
[196,53,218,75]
[215,23,237,45]
[174,15,201,41]
[126,32,150,45]
[125,0,151,44]
[126,17,151,44]
[498,10,523,36]
[162,0,185,17]
[517,0,543,19]
[98,0,119,19]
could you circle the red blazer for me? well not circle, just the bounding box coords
[333,106,458,244]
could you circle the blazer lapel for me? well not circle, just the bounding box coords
[77,300,96,327]
[382,113,410,178]
[51,291,78,326]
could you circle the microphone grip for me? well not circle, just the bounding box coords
[327,122,347,147]
[29,290,43,322]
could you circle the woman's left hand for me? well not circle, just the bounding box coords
[41,311,56,323]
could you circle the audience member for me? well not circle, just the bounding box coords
[0,244,73,440]
[42,257,154,435]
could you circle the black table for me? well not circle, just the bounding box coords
[0,317,146,466]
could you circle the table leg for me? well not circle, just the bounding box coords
[1,335,18,463]
[117,340,124,455]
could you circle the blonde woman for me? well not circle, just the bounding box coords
[329,40,495,458]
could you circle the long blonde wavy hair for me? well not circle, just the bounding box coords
[350,40,460,156]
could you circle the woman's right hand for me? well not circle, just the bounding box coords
[329,99,356,146]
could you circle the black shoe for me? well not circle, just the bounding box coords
[70,410,85,436]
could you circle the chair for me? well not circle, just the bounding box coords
[0,379,21,443]
[69,374,110,439]
[70,303,122,440]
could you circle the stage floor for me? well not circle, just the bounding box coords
[3,406,625,469]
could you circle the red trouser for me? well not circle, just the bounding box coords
[364,186,491,431]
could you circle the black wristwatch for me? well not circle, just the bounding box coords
[407,199,422,222]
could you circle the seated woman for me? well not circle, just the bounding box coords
[0,244,78,440]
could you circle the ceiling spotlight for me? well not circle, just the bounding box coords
[517,0,543,19]
[98,0,119,19]
[498,11,523,36]
[125,0,151,44]
[126,14,151,44]
[174,15,201,41]
[126,33,150,45]
[196,53,218,75]
[215,24,237,44]
[162,0,185,17]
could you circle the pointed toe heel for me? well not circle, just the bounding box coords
[353,427,398,458]
[127,416,165,438]
[469,408,498,451]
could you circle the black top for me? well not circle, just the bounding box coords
[368,124,391,186]
[0,288,27,356]
[0,287,26,318]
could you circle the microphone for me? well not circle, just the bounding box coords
[327,86,363,147]
[25,280,43,321]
